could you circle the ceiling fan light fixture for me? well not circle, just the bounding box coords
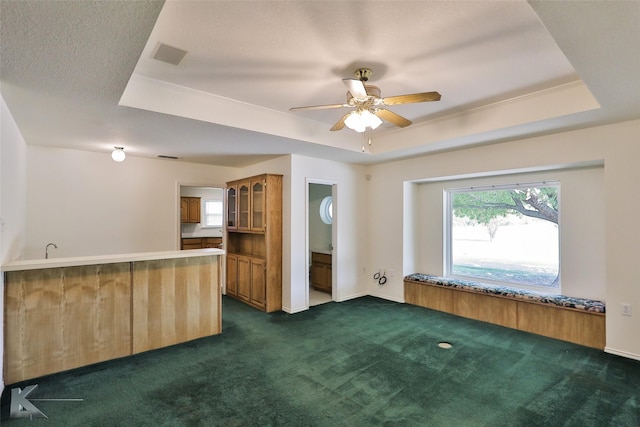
[344,109,382,133]
[289,67,440,133]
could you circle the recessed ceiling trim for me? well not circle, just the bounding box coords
[119,73,364,154]
[372,80,600,155]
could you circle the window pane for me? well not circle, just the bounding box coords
[204,200,223,227]
[319,196,333,225]
[448,185,559,290]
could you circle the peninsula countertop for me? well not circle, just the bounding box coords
[4,248,223,384]
[2,248,225,272]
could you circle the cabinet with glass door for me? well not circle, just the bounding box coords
[251,180,265,231]
[238,183,250,230]
[225,174,282,312]
[226,186,237,230]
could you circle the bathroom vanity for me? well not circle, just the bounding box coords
[310,251,332,294]
[3,249,223,384]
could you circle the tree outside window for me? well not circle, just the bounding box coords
[446,183,559,290]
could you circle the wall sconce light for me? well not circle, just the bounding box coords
[111,146,126,162]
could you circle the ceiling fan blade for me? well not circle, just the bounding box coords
[382,91,441,105]
[342,78,368,99]
[330,113,351,131]
[375,109,412,128]
[290,103,349,111]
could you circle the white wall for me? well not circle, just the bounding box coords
[367,119,640,360]
[603,128,640,361]
[290,155,368,311]
[25,146,236,260]
[1,94,28,393]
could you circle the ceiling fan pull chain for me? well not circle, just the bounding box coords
[361,131,373,152]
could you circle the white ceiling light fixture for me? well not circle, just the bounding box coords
[111,146,126,162]
[344,109,383,133]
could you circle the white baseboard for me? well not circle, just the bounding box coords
[335,291,367,302]
[368,291,405,303]
[283,304,308,314]
[284,292,403,313]
[604,346,640,361]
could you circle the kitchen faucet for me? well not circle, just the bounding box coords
[45,243,57,259]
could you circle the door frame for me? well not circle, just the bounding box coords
[305,178,337,307]
[176,182,226,291]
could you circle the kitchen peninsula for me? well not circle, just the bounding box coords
[3,249,223,384]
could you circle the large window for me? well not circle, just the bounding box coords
[445,182,560,291]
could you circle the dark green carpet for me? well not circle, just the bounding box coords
[2,296,639,426]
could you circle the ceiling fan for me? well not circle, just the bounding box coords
[290,68,441,133]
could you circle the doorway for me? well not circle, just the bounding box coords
[177,185,225,247]
[307,181,335,307]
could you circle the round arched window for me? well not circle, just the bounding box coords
[319,196,333,225]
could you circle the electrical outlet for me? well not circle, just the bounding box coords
[622,303,632,316]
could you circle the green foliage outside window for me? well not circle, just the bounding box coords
[448,184,559,289]
[452,186,558,225]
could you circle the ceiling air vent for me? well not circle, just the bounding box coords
[152,43,187,66]
[157,155,179,160]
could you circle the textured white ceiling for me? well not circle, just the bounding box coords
[1,1,639,167]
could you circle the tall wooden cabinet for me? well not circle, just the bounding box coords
[225,174,282,312]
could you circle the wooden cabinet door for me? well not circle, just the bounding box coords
[182,238,203,250]
[311,263,323,288]
[188,198,201,223]
[250,258,266,310]
[311,263,331,293]
[238,183,250,230]
[323,263,332,292]
[251,180,265,231]
[226,186,237,229]
[237,256,251,302]
[203,237,222,248]
[226,254,238,297]
[180,197,201,223]
[180,198,189,223]
[311,252,332,293]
